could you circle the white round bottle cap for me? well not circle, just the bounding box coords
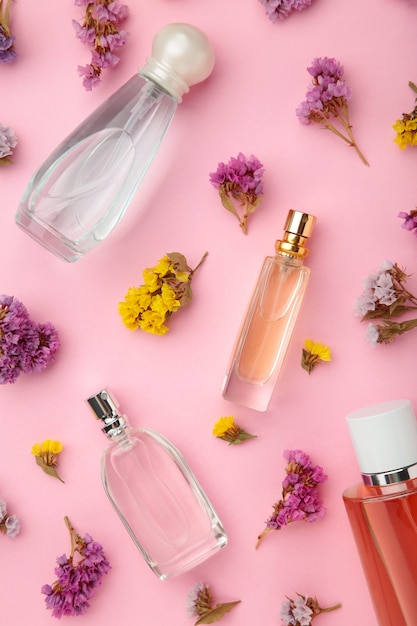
[139,23,215,103]
[346,399,417,475]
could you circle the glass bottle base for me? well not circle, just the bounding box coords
[222,370,272,412]
[16,208,85,263]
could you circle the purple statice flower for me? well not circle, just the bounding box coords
[0,295,60,384]
[354,260,402,318]
[355,261,417,346]
[209,152,264,234]
[0,0,16,63]
[73,0,129,90]
[296,57,368,165]
[0,123,17,164]
[0,498,20,538]
[256,449,327,547]
[399,210,417,236]
[366,323,379,347]
[185,582,210,618]
[42,517,111,619]
[185,582,240,623]
[279,594,342,626]
[258,0,314,22]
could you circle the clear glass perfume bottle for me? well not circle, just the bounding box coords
[343,399,417,626]
[222,210,316,412]
[86,388,227,580]
[15,23,215,263]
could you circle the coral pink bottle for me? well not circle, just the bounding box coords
[343,399,417,626]
[222,210,316,411]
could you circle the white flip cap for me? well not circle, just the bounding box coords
[346,399,417,476]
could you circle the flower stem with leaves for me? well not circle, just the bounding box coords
[118,252,208,335]
[354,260,417,345]
[42,517,111,618]
[256,449,327,548]
[212,416,256,445]
[209,153,264,234]
[186,582,241,625]
[296,57,369,166]
[280,593,342,626]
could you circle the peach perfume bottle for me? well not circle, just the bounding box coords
[343,399,417,626]
[222,210,316,411]
[87,388,227,580]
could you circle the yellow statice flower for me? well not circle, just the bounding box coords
[153,255,173,276]
[118,252,208,335]
[160,283,181,312]
[138,310,169,335]
[31,439,64,482]
[393,81,417,149]
[212,416,256,445]
[301,339,332,374]
[393,118,417,149]
[213,416,235,437]
[142,267,161,293]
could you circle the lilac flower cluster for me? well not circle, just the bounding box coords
[209,152,264,234]
[0,295,60,384]
[0,0,16,63]
[73,0,129,91]
[266,449,327,530]
[354,260,417,346]
[0,123,17,164]
[257,450,327,547]
[296,57,368,165]
[42,518,111,619]
[296,57,351,125]
[280,595,313,626]
[398,209,417,236]
[0,497,20,538]
[258,0,314,22]
[280,594,342,626]
[354,260,400,318]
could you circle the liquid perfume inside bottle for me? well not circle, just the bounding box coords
[343,399,417,626]
[222,210,316,411]
[87,388,227,580]
[16,23,215,262]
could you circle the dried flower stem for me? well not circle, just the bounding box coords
[315,104,369,166]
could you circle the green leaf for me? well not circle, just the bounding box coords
[35,456,65,483]
[219,191,240,220]
[195,601,241,624]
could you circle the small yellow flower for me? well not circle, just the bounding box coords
[138,310,169,335]
[161,283,181,312]
[302,339,332,374]
[153,255,173,276]
[213,416,256,445]
[142,268,161,293]
[213,416,235,437]
[31,440,64,483]
[393,118,417,149]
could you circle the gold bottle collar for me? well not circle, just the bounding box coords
[275,210,316,259]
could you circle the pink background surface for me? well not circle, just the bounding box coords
[2,0,417,624]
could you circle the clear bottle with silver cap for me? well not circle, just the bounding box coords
[222,209,317,411]
[343,399,417,626]
[15,23,215,262]
[87,387,227,580]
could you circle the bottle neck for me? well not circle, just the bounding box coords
[101,413,128,439]
[362,462,417,486]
